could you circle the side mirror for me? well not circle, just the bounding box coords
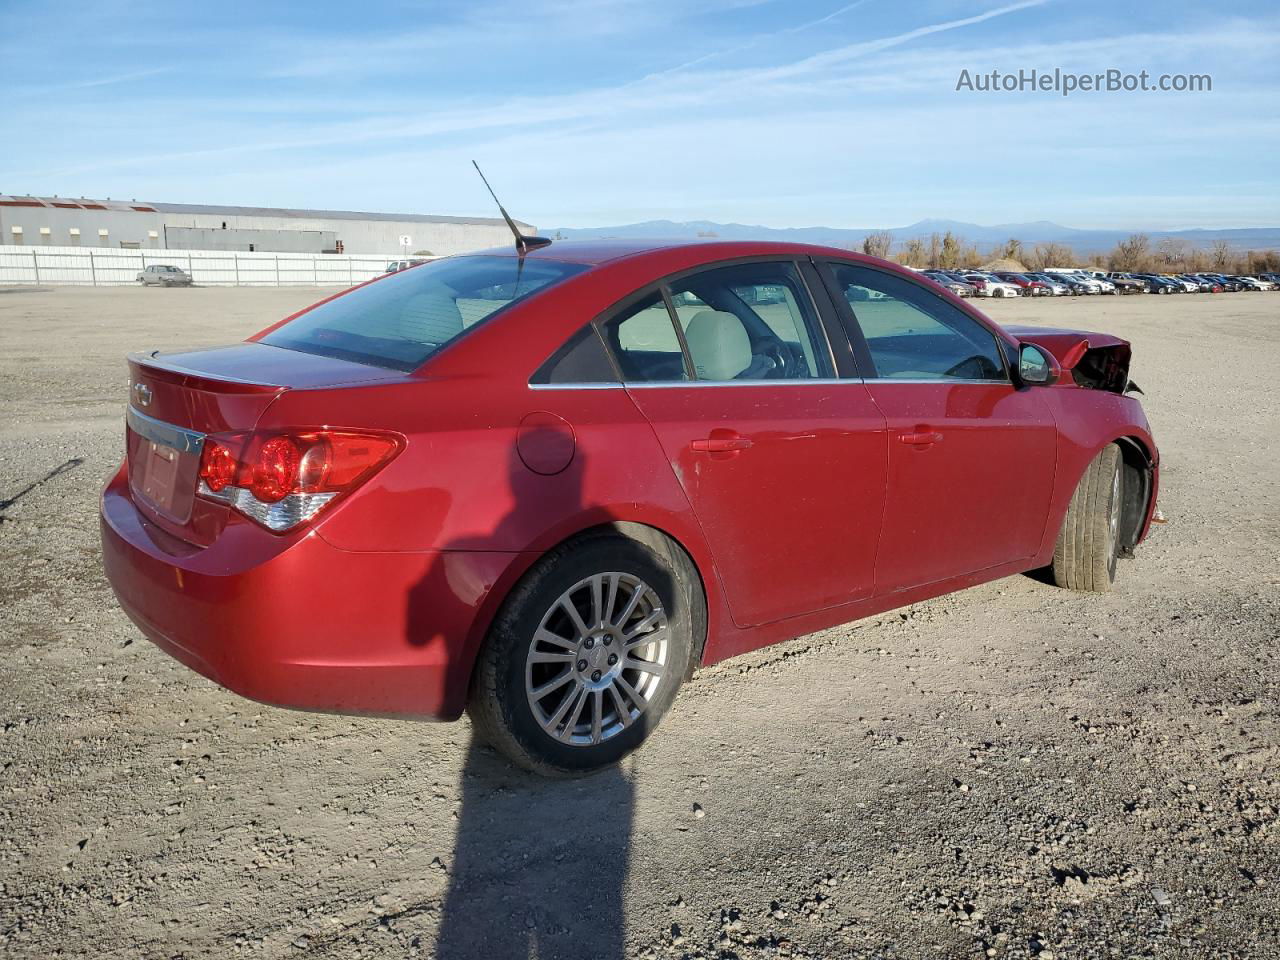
[1018,343,1059,385]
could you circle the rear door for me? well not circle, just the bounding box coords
[819,261,1057,593]
[600,259,888,628]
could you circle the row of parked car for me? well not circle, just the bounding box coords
[917,266,1280,298]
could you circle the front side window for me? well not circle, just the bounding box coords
[828,263,1007,381]
[666,261,831,381]
[594,261,833,383]
[262,255,588,371]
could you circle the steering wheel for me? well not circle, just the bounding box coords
[759,340,792,378]
[943,355,994,380]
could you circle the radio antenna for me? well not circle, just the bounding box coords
[472,161,552,254]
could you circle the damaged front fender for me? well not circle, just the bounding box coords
[1004,326,1133,394]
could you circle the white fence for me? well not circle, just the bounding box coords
[0,246,400,287]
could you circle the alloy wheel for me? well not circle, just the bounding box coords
[525,572,669,746]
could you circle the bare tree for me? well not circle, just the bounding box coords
[939,231,962,269]
[861,231,893,259]
[1028,242,1076,269]
[927,233,942,269]
[1245,250,1279,273]
[999,238,1025,263]
[1209,239,1231,271]
[1156,237,1189,267]
[1110,233,1151,272]
[898,237,927,267]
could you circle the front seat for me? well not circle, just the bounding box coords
[683,310,753,380]
[399,290,464,346]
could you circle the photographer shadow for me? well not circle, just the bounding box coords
[434,734,634,960]
[408,433,636,959]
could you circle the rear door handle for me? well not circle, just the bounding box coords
[899,431,943,446]
[691,433,753,453]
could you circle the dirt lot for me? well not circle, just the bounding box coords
[1,285,1278,960]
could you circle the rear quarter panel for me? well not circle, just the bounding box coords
[257,374,730,689]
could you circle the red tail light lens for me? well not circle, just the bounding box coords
[251,436,301,503]
[200,440,237,491]
[294,433,400,492]
[198,429,401,531]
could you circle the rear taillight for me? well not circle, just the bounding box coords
[197,429,401,532]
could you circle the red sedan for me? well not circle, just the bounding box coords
[101,239,1160,774]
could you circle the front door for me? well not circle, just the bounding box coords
[822,261,1057,593]
[599,260,888,628]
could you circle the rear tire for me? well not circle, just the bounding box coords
[1052,445,1123,592]
[468,529,698,776]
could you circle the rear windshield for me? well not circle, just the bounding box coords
[261,255,588,371]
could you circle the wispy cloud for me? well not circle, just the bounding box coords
[2,1,1277,229]
[14,67,172,97]
[745,0,1051,83]
[637,0,873,81]
[11,18,1275,181]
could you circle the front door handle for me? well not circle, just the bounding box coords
[899,430,943,446]
[691,432,753,453]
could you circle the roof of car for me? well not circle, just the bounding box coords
[462,237,870,267]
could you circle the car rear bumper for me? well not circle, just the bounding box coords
[100,466,519,720]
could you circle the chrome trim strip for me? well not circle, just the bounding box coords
[864,378,1011,386]
[528,382,625,391]
[624,378,861,388]
[528,377,1010,390]
[126,405,205,455]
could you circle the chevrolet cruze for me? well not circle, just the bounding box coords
[101,239,1159,775]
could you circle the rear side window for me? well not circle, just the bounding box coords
[828,263,1007,381]
[600,292,691,382]
[532,325,617,384]
[262,256,588,371]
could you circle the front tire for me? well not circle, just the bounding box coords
[469,529,698,775]
[1052,445,1123,592]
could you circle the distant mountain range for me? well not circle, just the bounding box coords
[547,218,1280,252]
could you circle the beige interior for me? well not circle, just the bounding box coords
[682,310,752,380]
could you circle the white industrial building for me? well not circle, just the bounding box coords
[0,195,531,256]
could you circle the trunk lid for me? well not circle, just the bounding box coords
[124,342,406,543]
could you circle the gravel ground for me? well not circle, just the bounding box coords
[1,284,1278,960]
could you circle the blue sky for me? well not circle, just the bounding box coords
[2,0,1278,230]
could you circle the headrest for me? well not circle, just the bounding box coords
[683,310,751,381]
[399,292,464,345]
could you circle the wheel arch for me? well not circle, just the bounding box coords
[459,518,715,712]
[1111,434,1157,554]
[589,520,710,675]
[1041,426,1158,568]
[1065,433,1155,556]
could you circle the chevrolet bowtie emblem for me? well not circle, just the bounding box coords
[132,381,152,407]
